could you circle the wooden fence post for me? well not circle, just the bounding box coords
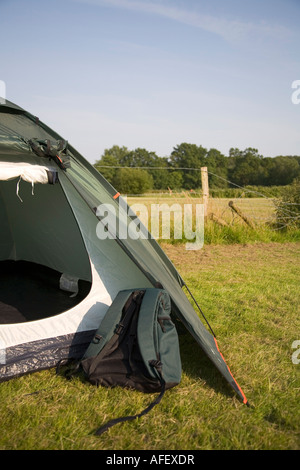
[209,212,229,227]
[201,167,209,218]
[228,200,255,228]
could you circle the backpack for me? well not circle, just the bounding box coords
[76,288,182,435]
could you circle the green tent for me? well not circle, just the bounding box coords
[0,99,248,405]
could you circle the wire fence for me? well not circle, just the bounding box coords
[96,165,300,229]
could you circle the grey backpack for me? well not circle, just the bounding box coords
[79,288,182,435]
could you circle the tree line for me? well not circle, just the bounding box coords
[94,144,300,194]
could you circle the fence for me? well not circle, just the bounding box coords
[96,165,300,230]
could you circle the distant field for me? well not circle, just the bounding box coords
[126,195,300,245]
[127,195,276,225]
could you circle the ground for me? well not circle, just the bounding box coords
[0,241,299,450]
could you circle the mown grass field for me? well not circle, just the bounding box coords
[0,239,299,450]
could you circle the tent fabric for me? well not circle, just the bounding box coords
[0,99,248,405]
[0,175,152,349]
[0,178,91,277]
[0,161,56,184]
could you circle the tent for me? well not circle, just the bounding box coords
[0,99,248,405]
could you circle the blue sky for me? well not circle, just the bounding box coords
[1,0,299,163]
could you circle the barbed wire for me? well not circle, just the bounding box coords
[95,164,300,225]
[96,165,202,171]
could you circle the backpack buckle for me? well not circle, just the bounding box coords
[149,359,162,372]
[92,334,102,344]
[115,323,124,335]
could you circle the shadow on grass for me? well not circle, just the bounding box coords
[178,331,238,401]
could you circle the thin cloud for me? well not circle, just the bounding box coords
[72,0,292,43]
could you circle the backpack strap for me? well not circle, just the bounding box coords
[85,295,141,378]
[94,361,165,436]
[57,292,145,381]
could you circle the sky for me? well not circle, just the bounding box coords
[1,0,299,163]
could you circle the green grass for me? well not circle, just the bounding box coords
[156,221,300,247]
[127,195,300,246]
[0,242,299,450]
[203,222,300,245]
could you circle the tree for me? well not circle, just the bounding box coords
[268,156,300,186]
[93,144,300,191]
[229,148,265,186]
[206,148,228,187]
[170,143,207,189]
[94,146,128,184]
[122,148,169,190]
[112,168,153,194]
[166,171,183,189]
[94,146,167,190]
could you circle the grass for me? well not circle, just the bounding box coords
[127,195,300,245]
[203,222,300,244]
[0,242,299,450]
